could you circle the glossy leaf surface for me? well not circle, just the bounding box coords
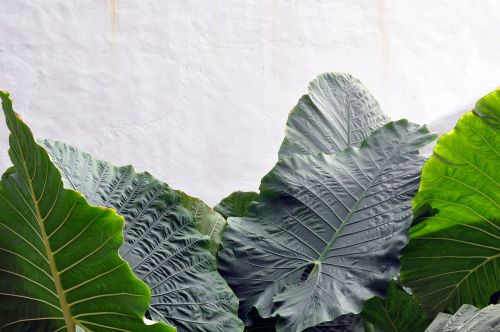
[401,89,500,315]
[219,120,435,331]
[41,139,243,332]
[0,92,172,331]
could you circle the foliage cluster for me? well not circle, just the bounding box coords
[0,73,498,331]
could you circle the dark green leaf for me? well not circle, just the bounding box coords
[278,72,389,158]
[401,89,500,315]
[218,120,435,331]
[361,280,431,332]
[40,139,243,332]
[214,191,261,218]
[0,91,173,331]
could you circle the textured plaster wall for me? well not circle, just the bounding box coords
[1,0,499,205]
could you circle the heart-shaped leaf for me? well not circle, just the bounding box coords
[218,120,435,331]
[0,92,173,331]
[215,72,390,241]
[40,139,243,332]
[400,89,500,315]
[216,72,389,230]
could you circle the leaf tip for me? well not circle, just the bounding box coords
[0,90,12,109]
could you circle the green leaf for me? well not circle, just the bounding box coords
[424,304,500,332]
[305,315,364,332]
[0,91,173,331]
[176,189,226,255]
[361,280,431,332]
[400,89,500,316]
[40,139,244,332]
[218,120,436,331]
[278,72,389,158]
[214,191,261,218]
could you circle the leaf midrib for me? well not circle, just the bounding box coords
[316,143,392,262]
[429,253,500,314]
[16,136,74,331]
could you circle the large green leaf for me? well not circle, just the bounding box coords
[400,89,500,316]
[214,191,261,219]
[215,72,389,240]
[360,280,431,332]
[424,304,500,332]
[218,120,436,331]
[40,140,243,332]
[176,190,226,255]
[0,92,172,331]
[215,72,389,235]
[278,72,389,158]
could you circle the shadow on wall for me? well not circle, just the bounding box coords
[420,105,473,155]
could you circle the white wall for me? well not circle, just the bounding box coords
[1,0,499,205]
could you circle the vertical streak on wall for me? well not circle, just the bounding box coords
[108,0,119,63]
[111,0,119,35]
[270,0,279,101]
[377,0,390,94]
[108,0,120,116]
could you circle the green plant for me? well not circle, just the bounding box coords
[216,73,436,331]
[1,75,498,332]
[216,78,498,331]
[217,119,434,331]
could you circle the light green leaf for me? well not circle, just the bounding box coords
[177,190,226,255]
[424,304,500,332]
[278,72,389,158]
[218,120,435,331]
[40,140,243,332]
[361,280,431,332]
[0,91,173,332]
[214,191,261,219]
[401,89,500,315]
